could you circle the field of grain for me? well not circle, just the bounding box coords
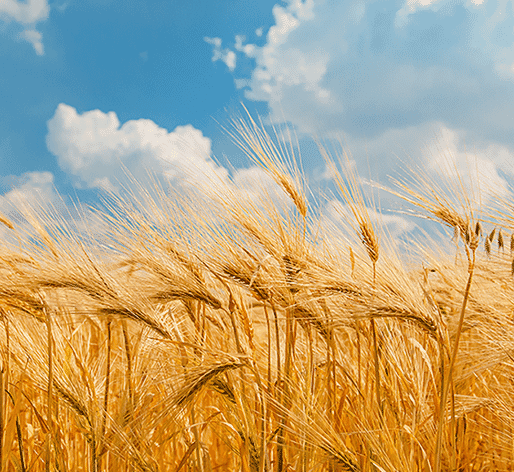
[0,117,513,471]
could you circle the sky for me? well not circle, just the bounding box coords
[2,0,514,242]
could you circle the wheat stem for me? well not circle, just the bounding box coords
[45,305,53,472]
[122,321,133,413]
[434,247,476,472]
[100,319,112,467]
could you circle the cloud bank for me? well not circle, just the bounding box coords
[209,0,514,207]
[225,0,514,142]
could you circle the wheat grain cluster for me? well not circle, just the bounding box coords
[0,117,512,471]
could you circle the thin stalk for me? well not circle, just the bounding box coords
[450,378,456,471]
[302,324,314,472]
[325,304,337,472]
[371,319,382,418]
[356,321,362,397]
[122,321,133,414]
[271,300,283,472]
[5,391,26,472]
[271,301,281,387]
[201,302,207,346]
[370,262,382,419]
[191,408,204,472]
[0,367,3,472]
[330,323,337,424]
[16,404,26,472]
[122,321,136,472]
[434,248,476,472]
[278,299,296,472]
[45,307,53,472]
[350,250,362,403]
[0,315,7,472]
[262,304,271,392]
[101,319,112,466]
[227,294,243,354]
[247,355,267,472]
[91,435,98,472]
[284,300,295,388]
[262,304,272,472]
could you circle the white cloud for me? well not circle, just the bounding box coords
[395,0,490,28]
[423,125,513,201]
[0,171,56,243]
[313,118,514,225]
[231,165,294,209]
[0,171,117,250]
[0,171,57,216]
[235,35,257,57]
[215,0,514,155]
[224,50,236,71]
[46,103,229,193]
[394,0,447,28]
[0,0,49,24]
[199,0,514,225]
[204,36,237,71]
[19,29,44,55]
[0,0,49,55]
[323,199,415,241]
[45,104,316,218]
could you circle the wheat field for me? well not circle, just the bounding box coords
[0,116,513,471]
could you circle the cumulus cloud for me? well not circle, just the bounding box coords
[45,103,324,233]
[0,0,49,55]
[239,0,330,106]
[46,103,230,193]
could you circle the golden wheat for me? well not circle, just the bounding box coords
[0,118,512,471]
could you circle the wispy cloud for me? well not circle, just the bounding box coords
[19,29,44,55]
[0,0,49,55]
[0,0,49,24]
[204,36,237,71]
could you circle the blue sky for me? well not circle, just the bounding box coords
[2,0,514,239]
